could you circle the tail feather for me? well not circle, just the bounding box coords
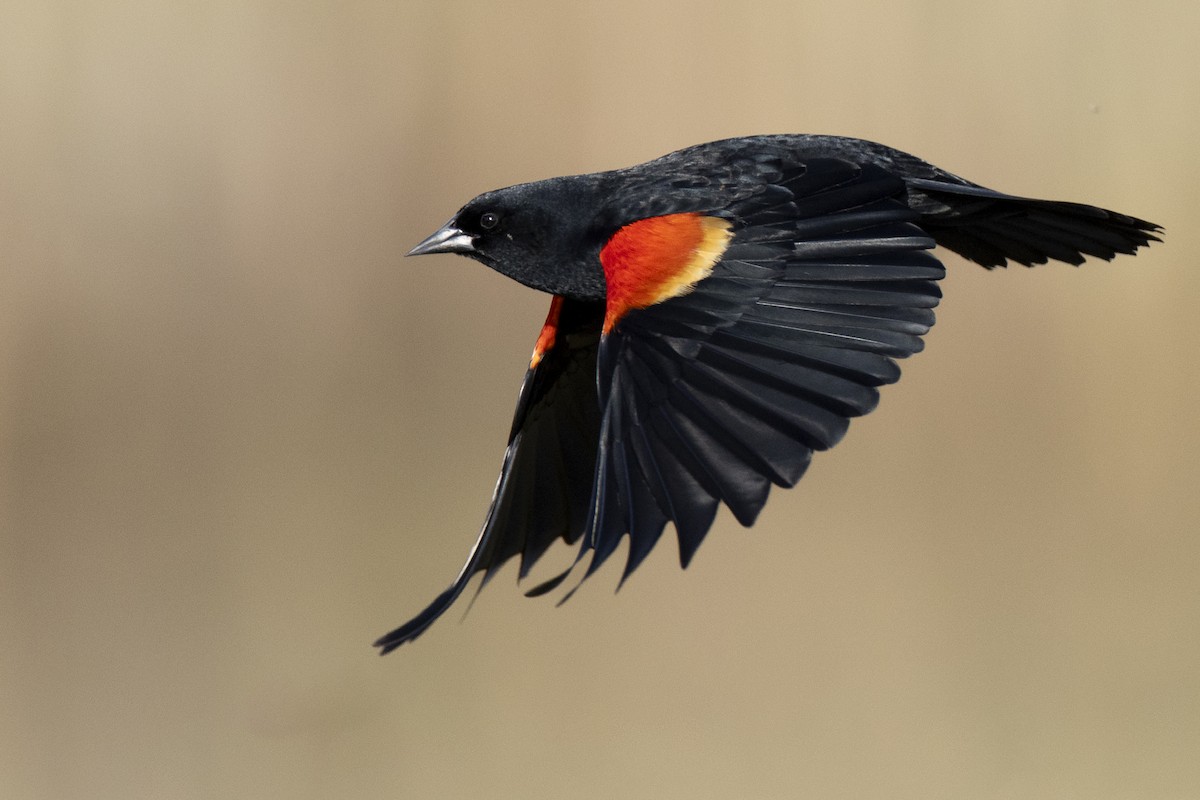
[906,178,1161,269]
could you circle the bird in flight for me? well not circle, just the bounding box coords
[376,134,1160,654]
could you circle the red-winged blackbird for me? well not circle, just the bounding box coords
[376,134,1160,654]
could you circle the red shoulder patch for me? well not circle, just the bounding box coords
[600,213,733,333]
[529,295,565,368]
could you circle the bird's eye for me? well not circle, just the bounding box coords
[479,212,500,230]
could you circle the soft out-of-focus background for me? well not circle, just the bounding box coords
[2,1,1197,798]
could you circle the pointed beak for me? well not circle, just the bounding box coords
[406,220,477,257]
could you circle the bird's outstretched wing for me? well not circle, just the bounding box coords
[531,159,945,593]
[374,297,604,653]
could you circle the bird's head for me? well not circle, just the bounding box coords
[407,175,615,300]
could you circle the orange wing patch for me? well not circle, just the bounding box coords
[600,213,734,333]
[530,295,565,368]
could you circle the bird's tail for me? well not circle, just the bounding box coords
[906,178,1161,269]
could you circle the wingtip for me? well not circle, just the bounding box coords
[372,580,470,655]
[373,637,404,656]
[373,619,425,655]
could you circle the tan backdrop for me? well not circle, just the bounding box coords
[2,2,1197,798]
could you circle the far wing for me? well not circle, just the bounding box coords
[374,297,604,653]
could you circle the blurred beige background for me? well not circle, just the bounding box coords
[2,2,1197,798]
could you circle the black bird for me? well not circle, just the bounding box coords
[377,134,1160,654]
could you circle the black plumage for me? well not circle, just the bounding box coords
[377,135,1160,653]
